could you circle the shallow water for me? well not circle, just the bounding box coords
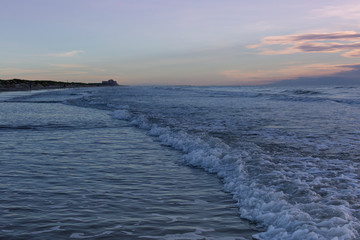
[65,85,360,240]
[0,92,258,239]
[2,85,360,239]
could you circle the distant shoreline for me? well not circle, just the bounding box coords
[0,79,119,92]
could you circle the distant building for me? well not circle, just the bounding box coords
[101,79,118,86]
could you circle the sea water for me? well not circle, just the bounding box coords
[1,85,359,239]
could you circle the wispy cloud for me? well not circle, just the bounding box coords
[343,49,360,58]
[50,64,86,68]
[311,4,360,21]
[220,63,359,83]
[48,50,84,57]
[248,31,360,57]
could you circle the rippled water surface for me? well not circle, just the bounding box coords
[0,91,257,240]
[1,85,360,239]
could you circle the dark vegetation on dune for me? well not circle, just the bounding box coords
[0,79,119,91]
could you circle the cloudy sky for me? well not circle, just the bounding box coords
[1,0,360,85]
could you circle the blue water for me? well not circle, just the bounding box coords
[1,85,360,239]
[0,90,257,240]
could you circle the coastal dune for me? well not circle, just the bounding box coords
[0,79,118,91]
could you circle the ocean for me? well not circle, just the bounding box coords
[0,85,359,239]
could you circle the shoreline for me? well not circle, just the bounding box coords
[0,79,119,92]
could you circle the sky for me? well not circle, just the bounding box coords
[1,0,360,85]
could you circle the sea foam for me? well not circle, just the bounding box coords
[106,85,360,240]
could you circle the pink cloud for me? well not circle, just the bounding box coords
[312,4,360,21]
[50,64,87,68]
[343,49,360,58]
[220,63,359,83]
[48,50,84,57]
[248,31,360,58]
